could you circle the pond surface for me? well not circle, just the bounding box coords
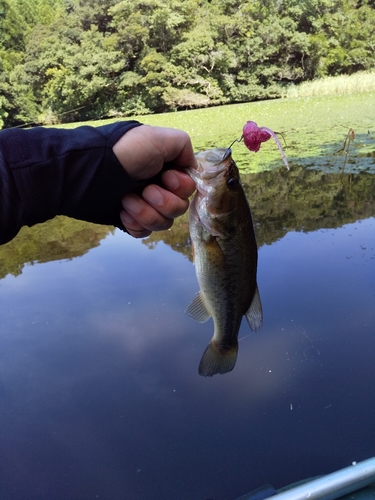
[0,152,375,499]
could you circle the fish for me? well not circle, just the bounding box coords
[185,148,263,377]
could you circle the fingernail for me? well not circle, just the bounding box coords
[163,170,180,190]
[122,195,142,214]
[120,210,135,225]
[143,186,163,206]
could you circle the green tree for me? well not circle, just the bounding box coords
[314,0,375,75]
[1,0,375,126]
[75,0,118,32]
[44,26,125,120]
[0,0,67,126]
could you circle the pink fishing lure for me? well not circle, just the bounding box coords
[243,121,289,170]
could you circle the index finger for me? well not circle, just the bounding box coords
[159,128,198,171]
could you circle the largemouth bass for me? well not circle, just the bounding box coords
[186,148,263,377]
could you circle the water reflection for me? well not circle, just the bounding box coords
[1,166,374,279]
[143,165,375,256]
[0,167,375,500]
[0,216,113,279]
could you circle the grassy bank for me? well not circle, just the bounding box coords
[131,92,375,173]
[61,90,375,173]
[286,70,375,98]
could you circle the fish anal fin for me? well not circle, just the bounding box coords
[185,292,211,323]
[198,341,238,377]
[245,286,263,332]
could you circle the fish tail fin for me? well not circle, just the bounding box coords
[198,341,238,377]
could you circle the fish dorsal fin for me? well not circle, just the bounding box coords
[245,286,263,331]
[185,292,211,323]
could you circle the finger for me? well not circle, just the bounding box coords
[113,126,198,180]
[161,170,196,200]
[142,185,190,219]
[121,194,174,232]
[127,228,152,238]
[120,209,145,232]
[121,222,152,239]
[120,210,152,238]
[159,129,198,171]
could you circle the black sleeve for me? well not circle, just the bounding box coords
[0,121,145,245]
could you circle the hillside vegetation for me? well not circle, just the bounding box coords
[1,0,375,127]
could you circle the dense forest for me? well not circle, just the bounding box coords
[0,0,375,127]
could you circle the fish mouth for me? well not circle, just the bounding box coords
[222,148,232,161]
[187,148,232,182]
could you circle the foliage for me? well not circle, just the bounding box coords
[0,0,374,127]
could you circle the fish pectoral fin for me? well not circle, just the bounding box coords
[245,286,263,332]
[185,292,211,323]
[198,340,238,377]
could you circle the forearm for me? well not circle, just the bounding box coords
[0,121,142,245]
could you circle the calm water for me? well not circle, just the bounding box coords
[0,164,375,500]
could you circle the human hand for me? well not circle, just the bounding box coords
[113,125,197,238]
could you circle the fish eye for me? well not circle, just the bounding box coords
[227,177,238,189]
